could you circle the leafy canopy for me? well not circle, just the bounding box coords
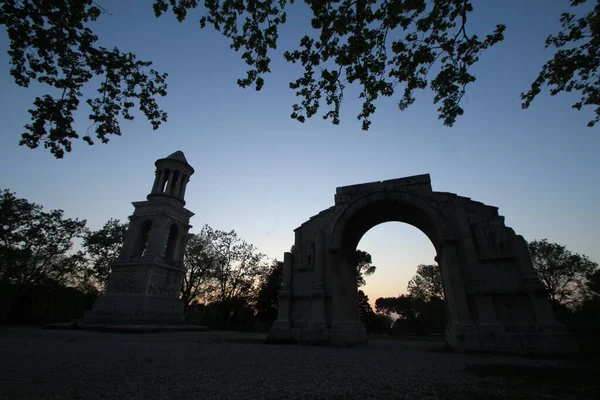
[81,218,127,290]
[521,0,600,127]
[528,238,598,310]
[154,0,505,130]
[2,1,597,159]
[407,263,444,301]
[355,249,376,287]
[0,0,168,158]
[0,189,87,288]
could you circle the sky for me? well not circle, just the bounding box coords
[1,1,599,306]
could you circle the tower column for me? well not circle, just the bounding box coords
[165,170,175,194]
[151,169,161,194]
[173,172,183,196]
[178,174,188,198]
[157,169,168,194]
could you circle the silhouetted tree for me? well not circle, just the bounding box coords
[375,295,417,321]
[407,264,444,301]
[374,313,394,334]
[585,269,600,298]
[0,1,500,157]
[81,218,127,290]
[357,290,373,319]
[202,225,269,325]
[358,290,385,333]
[0,189,87,288]
[181,230,219,311]
[0,1,168,158]
[0,189,87,320]
[255,260,283,327]
[521,0,600,127]
[528,239,598,311]
[355,249,376,287]
[3,2,595,158]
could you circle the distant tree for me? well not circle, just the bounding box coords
[528,239,598,311]
[181,230,219,310]
[358,289,386,333]
[355,249,376,287]
[585,269,600,297]
[255,260,283,327]
[0,189,87,320]
[357,290,373,319]
[373,313,394,334]
[203,225,269,324]
[522,0,600,127]
[81,218,127,290]
[375,295,416,320]
[407,264,444,301]
[0,189,87,289]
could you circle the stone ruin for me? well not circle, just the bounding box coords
[268,174,577,354]
[83,151,194,324]
[82,152,576,353]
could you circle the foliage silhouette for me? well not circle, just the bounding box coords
[528,238,598,311]
[255,260,283,327]
[81,218,127,291]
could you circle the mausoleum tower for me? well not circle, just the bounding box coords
[83,151,195,324]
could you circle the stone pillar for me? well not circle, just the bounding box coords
[270,252,293,336]
[329,248,366,346]
[309,231,327,331]
[151,169,161,194]
[170,172,181,196]
[165,170,175,194]
[178,175,187,198]
[157,169,168,194]
[461,234,501,327]
[439,241,479,350]
[172,224,191,269]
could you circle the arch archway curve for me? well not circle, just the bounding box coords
[330,189,454,255]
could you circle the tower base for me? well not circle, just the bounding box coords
[83,261,186,325]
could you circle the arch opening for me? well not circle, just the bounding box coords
[134,220,152,258]
[164,223,179,261]
[338,197,444,254]
[355,222,448,336]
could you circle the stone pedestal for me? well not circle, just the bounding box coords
[84,262,185,324]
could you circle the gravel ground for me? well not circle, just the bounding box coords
[0,326,597,400]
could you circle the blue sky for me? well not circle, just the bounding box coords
[1,1,599,304]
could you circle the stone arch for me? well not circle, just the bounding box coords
[133,220,152,259]
[269,174,577,354]
[164,223,179,261]
[327,189,468,345]
[331,189,453,253]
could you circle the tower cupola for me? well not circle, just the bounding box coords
[148,150,195,206]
